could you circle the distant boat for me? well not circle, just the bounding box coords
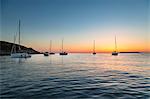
[44,52,49,56]
[92,40,96,55]
[49,40,55,55]
[11,20,31,58]
[59,39,68,55]
[112,36,118,56]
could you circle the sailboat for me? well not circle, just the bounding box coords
[93,40,96,55]
[59,39,68,55]
[112,36,118,56]
[49,40,55,55]
[11,20,31,58]
[43,41,50,56]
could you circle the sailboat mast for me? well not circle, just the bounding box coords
[19,20,20,45]
[62,39,63,53]
[115,36,117,52]
[50,40,52,53]
[11,34,17,53]
[18,20,21,50]
[93,40,95,53]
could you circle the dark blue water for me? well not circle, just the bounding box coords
[0,53,150,99]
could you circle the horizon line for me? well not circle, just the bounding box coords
[1,40,150,53]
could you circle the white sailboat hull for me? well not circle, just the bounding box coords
[11,53,31,58]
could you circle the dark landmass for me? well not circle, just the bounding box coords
[0,41,41,56]
[119,52,141,53]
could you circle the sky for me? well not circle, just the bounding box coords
[1,0,150,52]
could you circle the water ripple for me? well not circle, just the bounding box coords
[1,54,150,98]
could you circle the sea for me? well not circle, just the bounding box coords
[0,53,150,99]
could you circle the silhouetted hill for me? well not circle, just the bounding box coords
[0,41,40,55]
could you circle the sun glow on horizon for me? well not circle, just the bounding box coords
[22,28,149,53]
[28,35,149,53]
[1,0,149,53]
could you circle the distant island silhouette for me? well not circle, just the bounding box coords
[0,41,40,56]
[119,52,141,53]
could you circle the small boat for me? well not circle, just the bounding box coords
[59,39,68,55]
[11,20,31,58]
[92,40,96,55]
[44,52,49,56]
[49,40,55,55]
[93,52,96,55]
[60,52,68,55]
[112,51,118,56]
[112,36,118,56]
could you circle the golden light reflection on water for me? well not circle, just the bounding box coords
[9,53,150,78]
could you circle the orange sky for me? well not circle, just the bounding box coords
[27,34,149,53]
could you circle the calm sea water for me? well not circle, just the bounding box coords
[0,53,150,99]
